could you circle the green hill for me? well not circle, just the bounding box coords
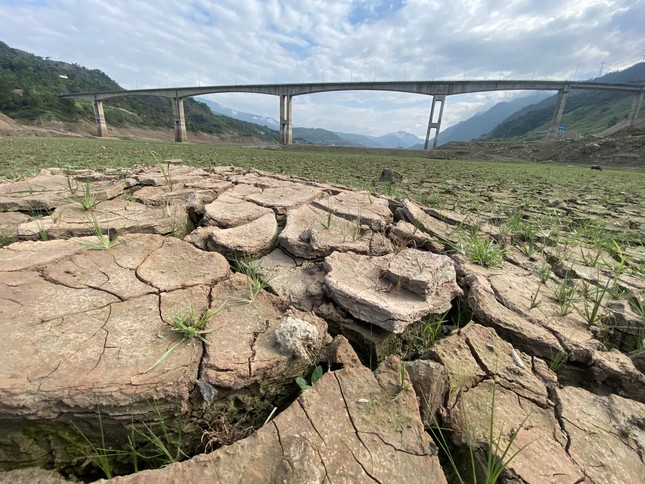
[0,41,278,141]
[485,63,645,140]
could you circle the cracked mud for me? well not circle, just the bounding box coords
[0,164,643,482]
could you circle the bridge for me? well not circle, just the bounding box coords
[60,80,645,148]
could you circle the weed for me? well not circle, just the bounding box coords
[145,302,226,373]
[350,215,363,242]
[295,365,323,392]
[159,161,174,191]
[69,182,98,211]
[529,286,541,309]
[320,210,334,229]
[549,348,569,373]
[233,259,273,303]
[429,381,532,483]
[390,362,410,402]
[200,414,256,452]
[82,214,118,250]
[553,275,576,316]
[579,246,604,268]
[537,263,552,284]
[74,409,116,479]
[629,295,645,319]
[468,234,504,268]
[128,402,185,468]
[65,174,79,195]
[74,404,185,479]
[518,240,538,257]
[414,312,449,351]
[578,278,610,325]
[607,240,627,298]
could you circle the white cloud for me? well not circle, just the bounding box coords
[1,0,643,138]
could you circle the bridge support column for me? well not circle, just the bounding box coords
[92,99,107,137]
[172,96,187,143]
[279,95,293,145]
[424,95,445,150]
[547,85,570,140]
[627,90,644,126]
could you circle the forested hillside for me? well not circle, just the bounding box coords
[0,41,278,141]
[485,63,645,140]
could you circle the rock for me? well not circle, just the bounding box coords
[258,248,326,312]
[17,200,188,240]
[200,273,328,393]
[323,250,462,333]
[133,165,209,187]
[558,386,645,483]
[400,198,454,240]
[311,190,393,230]
[379,168,404,182]
[185,211,278,258]
[104,356,447,484]
[465,272,564,359]
[278,204,391,259]
[383,248,457,295]
[461,263,645,402]
[404,360,448,423]
[388,219,445,253]
[429,324,585,482]
[0,235,229,471]
[315,302,403,364]
[0,467,68,484]
[275,316,321,362]
[203,198,273,228]
[245,181,323,214]
[0,173,125,212]
[0,212,31,245]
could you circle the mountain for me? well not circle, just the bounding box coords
[333,131,383,148]
[196,97,280,131]
[369,131,424,148]
[0,40,278,141]
[434,92,550,144]
[485,62,645,140]
[292,127,360,146]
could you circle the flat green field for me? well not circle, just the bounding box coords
[1,136,644,253]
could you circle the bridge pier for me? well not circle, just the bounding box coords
[92,99,107,137]
[172,96,187,143]
[424,95,445,150]
[279,95,293,145]
[546,85,570,140]
[627,90,644,126]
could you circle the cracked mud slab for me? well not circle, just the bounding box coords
[200,273,328,392]
[420,323,644,483]
[0,234,231,468]
[458,256,645,402]
[323,250,462,333]
[186,211,278,258]
[17,199,188,240]
[278,204,391,259]
[106,356,446,484]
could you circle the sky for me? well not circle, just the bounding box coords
[1,0,644,138]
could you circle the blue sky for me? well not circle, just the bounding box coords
[0,0,643,137]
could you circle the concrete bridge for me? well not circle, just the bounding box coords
[60,80,645,148]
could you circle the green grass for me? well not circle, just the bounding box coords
[1,136,643,279]
[145,302,226,373]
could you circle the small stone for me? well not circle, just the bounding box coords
[275,316,321,362]
[379,169,404,183]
